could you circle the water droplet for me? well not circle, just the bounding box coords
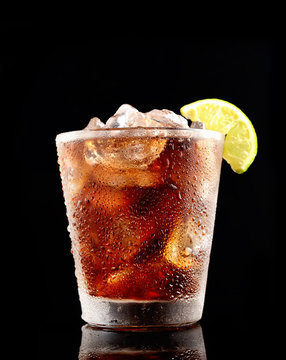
[182,247,192,257]
[169,183,178,190]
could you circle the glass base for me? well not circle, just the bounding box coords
[79,290,204,329]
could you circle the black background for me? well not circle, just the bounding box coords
[3,34,278,358]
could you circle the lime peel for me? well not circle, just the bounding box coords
[180,99,257,174]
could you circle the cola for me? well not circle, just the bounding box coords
[56,125,224,328]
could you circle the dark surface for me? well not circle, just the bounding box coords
[37,320,277,359]
[2,33,278,358]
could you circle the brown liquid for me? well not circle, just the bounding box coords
[57,132,222,301]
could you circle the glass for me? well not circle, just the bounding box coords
[56,127,224,329]
[79,323,206,359]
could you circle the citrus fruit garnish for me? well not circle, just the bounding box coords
[180,99,257,174]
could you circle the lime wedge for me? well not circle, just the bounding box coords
[180,99,257,174]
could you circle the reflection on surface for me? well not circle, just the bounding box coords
[79,324,206,359]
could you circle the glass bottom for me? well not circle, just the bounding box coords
[79,290,204,329]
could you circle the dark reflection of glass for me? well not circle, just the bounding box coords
[78,324,206,359]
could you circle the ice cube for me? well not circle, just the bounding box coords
[83,105,189,171]
[92,165,163,188]
[84,136,166,170]
[58,150,90,197]
[84,184,132,214]
[105,104,189,129]
[84,140,104,166]
[104,262,164,299]
[190,121,205,130]
[105,104,146,128]
[164,221,207,269]
[145,109,189,128]
[84,117,105,129]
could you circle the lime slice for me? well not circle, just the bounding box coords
[180,99,257,174]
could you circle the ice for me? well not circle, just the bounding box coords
[83,104,189,170]
[58,148,90,197]
[105,104,147,128]
[105,104,189,129]
[164,220,209,269]
[84,104,189,130]
[145,109,188,128]
[84,117,105,129]
[91,164,163,187]
[190,121,205,129]
[84,136,166,171]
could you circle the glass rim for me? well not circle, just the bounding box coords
[56,127,225,144]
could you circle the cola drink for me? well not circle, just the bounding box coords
[56,121,224,328]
